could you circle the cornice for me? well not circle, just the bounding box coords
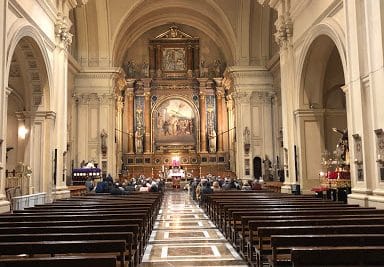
[293,108,326,117]
[226,66,274,90]
[76,69,122,80]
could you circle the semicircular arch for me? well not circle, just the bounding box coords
[295,18,346,109]
[6,23,53,110]
[112,1,236,67]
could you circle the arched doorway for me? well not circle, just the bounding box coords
[296,35,346,192]
[6,36,52,196]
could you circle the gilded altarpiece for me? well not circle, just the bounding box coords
[121,25,229,178]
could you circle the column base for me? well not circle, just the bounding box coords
[0,198,10,214]
[366,195,384,209]
[348,192,369,207]
[52,188,71,200]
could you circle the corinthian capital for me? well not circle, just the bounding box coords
[232,91,251,104]
[55,13,73,49]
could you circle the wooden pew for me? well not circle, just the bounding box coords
[269,234,384,267]
[256,224,384,267]
[230,210,384,251]
[0,192,163,267]
[291,246,384,267]
[0,255,117,267]
[0,240,126,267]
[225,207,378,241]
[212,200,355,229]
[245,217,384,266]
[0,224,139,265]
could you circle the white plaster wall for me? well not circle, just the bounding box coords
[292,0,342,44]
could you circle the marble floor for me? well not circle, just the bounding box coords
[140,190,247,267]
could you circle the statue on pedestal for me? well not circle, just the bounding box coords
[135,127,144,153]
[243,126,251,154]
[100,129,108,155]
[208,127,217,153]
[123,60,136,78]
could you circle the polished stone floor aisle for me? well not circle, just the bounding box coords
[140,190,247,267]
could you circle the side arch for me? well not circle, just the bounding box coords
[295,18,347,109]
[6,23,53,103]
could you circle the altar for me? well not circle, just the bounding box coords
[72,167,101,185]
[119,24,231,178]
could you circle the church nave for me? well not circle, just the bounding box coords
[140,191,247,267]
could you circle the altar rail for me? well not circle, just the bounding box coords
[12,192,47,211]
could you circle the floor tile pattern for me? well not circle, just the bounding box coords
[140,191,247,267]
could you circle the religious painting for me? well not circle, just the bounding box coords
[154,99,196,147]
[162,48,186,71]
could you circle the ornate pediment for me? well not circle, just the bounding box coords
[155,25,194,39]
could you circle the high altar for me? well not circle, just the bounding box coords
[119,25,231,178]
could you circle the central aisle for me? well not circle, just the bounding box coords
[140,190,247,267]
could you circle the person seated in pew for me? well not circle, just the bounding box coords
[212,181,221,192]
[95,178,109,193]
[110,182,129,195]
[251,180,262,190]
[241,180,253,191]
[85,177,94,192]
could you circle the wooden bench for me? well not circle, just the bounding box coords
[226,207,378,243]
[229,209,384,251]
[256,224,384,267]
[291,246,384,266]
[0,192,163,267]
[0,240,126,267]
[0,255,117,267]
[246,218,384,266]
[269,234,384,267]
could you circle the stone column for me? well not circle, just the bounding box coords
[53,10,74,195]
[268,0,296,193]
[126,80,135,154]
[226,96,235,172]
[116,95,124,172]
[232,91,253,180]
[198,78,208,152]
[43,112,56,200]
[142,78,152,153]
[214,78,224,152]
[0,87,12,212]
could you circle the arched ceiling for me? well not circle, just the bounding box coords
[8,37,48,111]
[300,35,345,109]
[112,0,236,66]
[73,0,277,68]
